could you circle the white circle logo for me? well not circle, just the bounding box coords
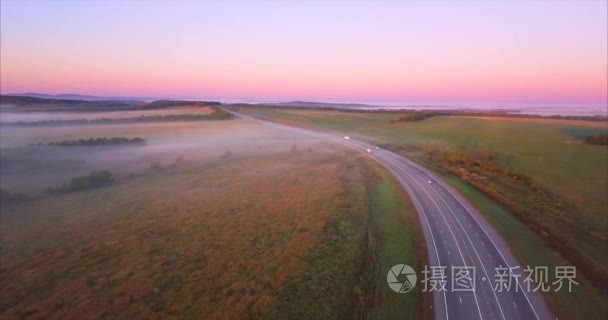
[387,264,417,293]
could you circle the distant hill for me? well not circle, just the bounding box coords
[0,95,221,111]
[5,93,150,102]
[265,101,378,109]
[0,95,132,108]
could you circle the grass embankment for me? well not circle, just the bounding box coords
[237,106,608,318]
[1,145,426,319]
[363,162,431,319]
[438,174,606,319]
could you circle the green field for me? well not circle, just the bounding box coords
[241,108,607,224]
[440,174,606,319]
[363,164,431,319]
[237,106,608,318]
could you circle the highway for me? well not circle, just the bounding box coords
[226,109,554,320]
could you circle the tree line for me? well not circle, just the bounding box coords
[47,137,145,146]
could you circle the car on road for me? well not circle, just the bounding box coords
[344,136,350,140]
[366,148,372,154]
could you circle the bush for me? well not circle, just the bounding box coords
[585,135,608,145]
[0,189,29,205]
[150,161,164,171]
[448,151,463,164]
[48,170,114,194]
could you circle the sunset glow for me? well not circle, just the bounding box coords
[1,1,606,106]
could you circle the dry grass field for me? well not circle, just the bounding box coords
[1,115,426,319]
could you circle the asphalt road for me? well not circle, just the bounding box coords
[227,109,554,320]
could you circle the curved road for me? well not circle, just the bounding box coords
[227,109,553,320]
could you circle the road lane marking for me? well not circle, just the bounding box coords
[364,140,539,320]
[424,174,543,320]
[378,153,505,320]
[378,154,485,320]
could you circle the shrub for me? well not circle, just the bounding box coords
[448,151,463,165]
[585,135,608,145]
[220,151,233,159]
[47,170,114,194]
[68,170,113,191]
[150,161,164,171]
[0,189,29,205]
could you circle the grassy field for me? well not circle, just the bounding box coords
[1,116,427,319]
[439,174,606,319]
[236,106,608,318]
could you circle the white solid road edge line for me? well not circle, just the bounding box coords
[382,148,543,320]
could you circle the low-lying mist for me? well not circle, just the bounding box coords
[0,105,214,123]
[0,116,329,197]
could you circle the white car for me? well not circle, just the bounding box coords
[428,180,432,184]
[375,146,380,150]
[366,148,372,154]
[344,136,350,140]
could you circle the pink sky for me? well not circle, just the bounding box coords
[1,1,606,106]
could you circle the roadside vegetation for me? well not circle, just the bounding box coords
[438,174,606,319]
[236,105,608,318]
[268,154,429,319]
